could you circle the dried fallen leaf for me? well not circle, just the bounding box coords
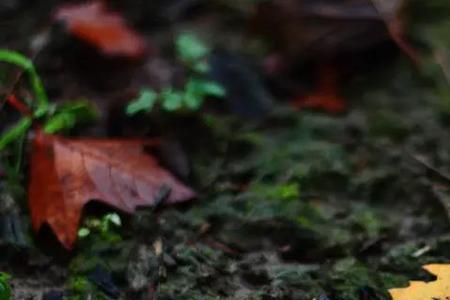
[389,264,450,300]
[54,0,146,58]
[28,131,195,249]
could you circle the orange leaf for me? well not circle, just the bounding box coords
[54,1,146,58]
[28,131,195,249]
[389,264,450,300]
[292,93,347,114]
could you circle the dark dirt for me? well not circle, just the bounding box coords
[1,0,450,299]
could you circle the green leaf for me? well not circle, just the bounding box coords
[184,79,205,109]
[184,78,226,109]
[78,228,91,238]
[43,112,77,134]
[193,60,210,74]
[161,89,184,111]
[184,92,203,110]
[104,213,122,227]
[43,100,99,133]
[176,33,210,64]
[0,117,32,150]
[66,100,99,117]
[200,80,226,98]
[126,89,158,115]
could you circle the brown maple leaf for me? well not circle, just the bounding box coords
[54,1,146,58]
[28,131,195,249]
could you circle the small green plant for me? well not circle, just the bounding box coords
[176,32,211,73]
[0,50,99,150]
[0,273,11,300]
[126,33,225,115]
[69,213,125,300]
[67,276,109,300]
[66,213,125,300]
[0,50,99,201]
[78,213,122,243]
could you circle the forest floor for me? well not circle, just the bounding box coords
[0,1,450,299]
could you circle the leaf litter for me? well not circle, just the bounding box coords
[0,0,450,299]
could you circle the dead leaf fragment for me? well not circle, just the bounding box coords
[54,0,146,58]
[28,131,195,249]
[389,264,450,300]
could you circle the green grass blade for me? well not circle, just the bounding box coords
[0,117,32,150]
[0,50,49,116]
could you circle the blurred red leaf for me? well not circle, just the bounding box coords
[54,1,146,58]
[291,66,347,114]
[29,131,195,249]
[292,93,347,114]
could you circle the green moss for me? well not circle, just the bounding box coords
[347,205,386,239]
[67,276,109,300]
[0,273,11,300]
[328,259,389,300]
[378,272,409,290]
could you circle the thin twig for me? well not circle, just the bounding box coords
[5,94,32,116]
[0,68,27,112]
[434,49,450,86]
[409,153,450,183]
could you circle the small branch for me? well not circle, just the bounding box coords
[410,153,450,183]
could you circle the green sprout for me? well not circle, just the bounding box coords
[78,213,122,243]
[0,50,99,150]
[0,50,99,206]
[125,89,158,115]
[126,33,225,115]
[176,33,211,73]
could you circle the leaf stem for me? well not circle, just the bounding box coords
[0,50,49,116]
[6,95,32,116]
